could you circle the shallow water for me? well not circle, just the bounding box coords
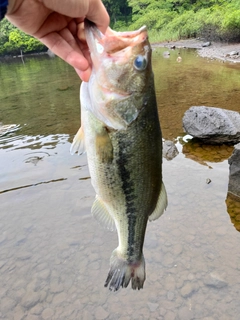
[0,49,240,320]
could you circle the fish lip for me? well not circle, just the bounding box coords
[85,19,103,41]
[85,19,148,55]
[85,19,147,40]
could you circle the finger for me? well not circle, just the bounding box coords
[75,67,92,82]
[59,26,92,68]
[76,23,92,65]
[77,21,86,42]
[68,20,78,36]
[41,0,110,34]
[40,0,89,17]
[87,0,110,33]
[39,32,89,71]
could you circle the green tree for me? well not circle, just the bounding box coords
[102,0,131,24]
[0,18,45,55]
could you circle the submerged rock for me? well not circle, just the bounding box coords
[228,143,240,199]
[163,140,179,160]
[163,51,170,58]
[182,106,240,144]
[203,273,227,289]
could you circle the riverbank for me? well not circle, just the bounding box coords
[0,50,51,62]
[1,39,240,65]
[154,39,240,64]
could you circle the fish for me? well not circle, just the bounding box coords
[71,20,167,291]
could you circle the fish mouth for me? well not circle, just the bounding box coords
[85,20,148,55]
[85,20,148,96]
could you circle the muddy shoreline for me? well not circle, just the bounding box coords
[154,39,240,64]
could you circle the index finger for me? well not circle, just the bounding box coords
[86,0,110,34]
[40,31,89,71]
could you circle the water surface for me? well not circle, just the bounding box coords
[0,50,240,320]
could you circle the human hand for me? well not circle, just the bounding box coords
[6,0,109,81]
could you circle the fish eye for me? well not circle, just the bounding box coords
[133,55,147,71]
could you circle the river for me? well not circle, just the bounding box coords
[0,48,240,320]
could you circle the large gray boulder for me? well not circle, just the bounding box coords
[182,106,240,144]
[228,143,240,199]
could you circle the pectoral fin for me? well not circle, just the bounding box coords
[91,195,116,232]
[70,126,86,155]
[95,127,113,163]
[149,182,168,222]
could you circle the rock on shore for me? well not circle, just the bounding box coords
[156,39,240,64]
[182,106,240,144]
[228,143,240,199]
[163,140,179,160]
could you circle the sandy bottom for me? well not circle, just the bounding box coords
[1,49,240,320]
[0,135,240,320]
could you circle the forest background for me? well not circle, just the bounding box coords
[0,0,240,56]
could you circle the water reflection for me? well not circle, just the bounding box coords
[226,193,240,232]
[153,47,240,140]
[0,123,21,136]
[225,143,240,232]
[0,56,81,137]
[0,50,240,319]
[181,137,234,167]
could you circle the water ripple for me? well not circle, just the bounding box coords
[0,178,67,194]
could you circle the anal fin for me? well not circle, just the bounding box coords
[149,182,168,222]
[91,195,116,232]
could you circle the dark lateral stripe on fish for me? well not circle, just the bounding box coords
[116,138,137,260]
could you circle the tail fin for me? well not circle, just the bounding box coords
[104,249,145,291]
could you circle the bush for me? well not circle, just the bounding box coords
[221,9,240,41]
[0,19,45,55]
[165,10,201,38]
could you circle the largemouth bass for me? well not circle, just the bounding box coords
[71,21,167,291]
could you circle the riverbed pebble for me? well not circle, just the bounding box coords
[41,307,55,319]
[21,291,40,309]
[95,306,109,320]
[1,129,240,320]
[178,306,193,320]
[180,282,195,298]
[147,302,159,312]
[204,273,228,289]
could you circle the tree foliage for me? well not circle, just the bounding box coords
[0,19,45,56]
[0,0,240,55]
[126,0,240,41]
[102,0,131,24]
